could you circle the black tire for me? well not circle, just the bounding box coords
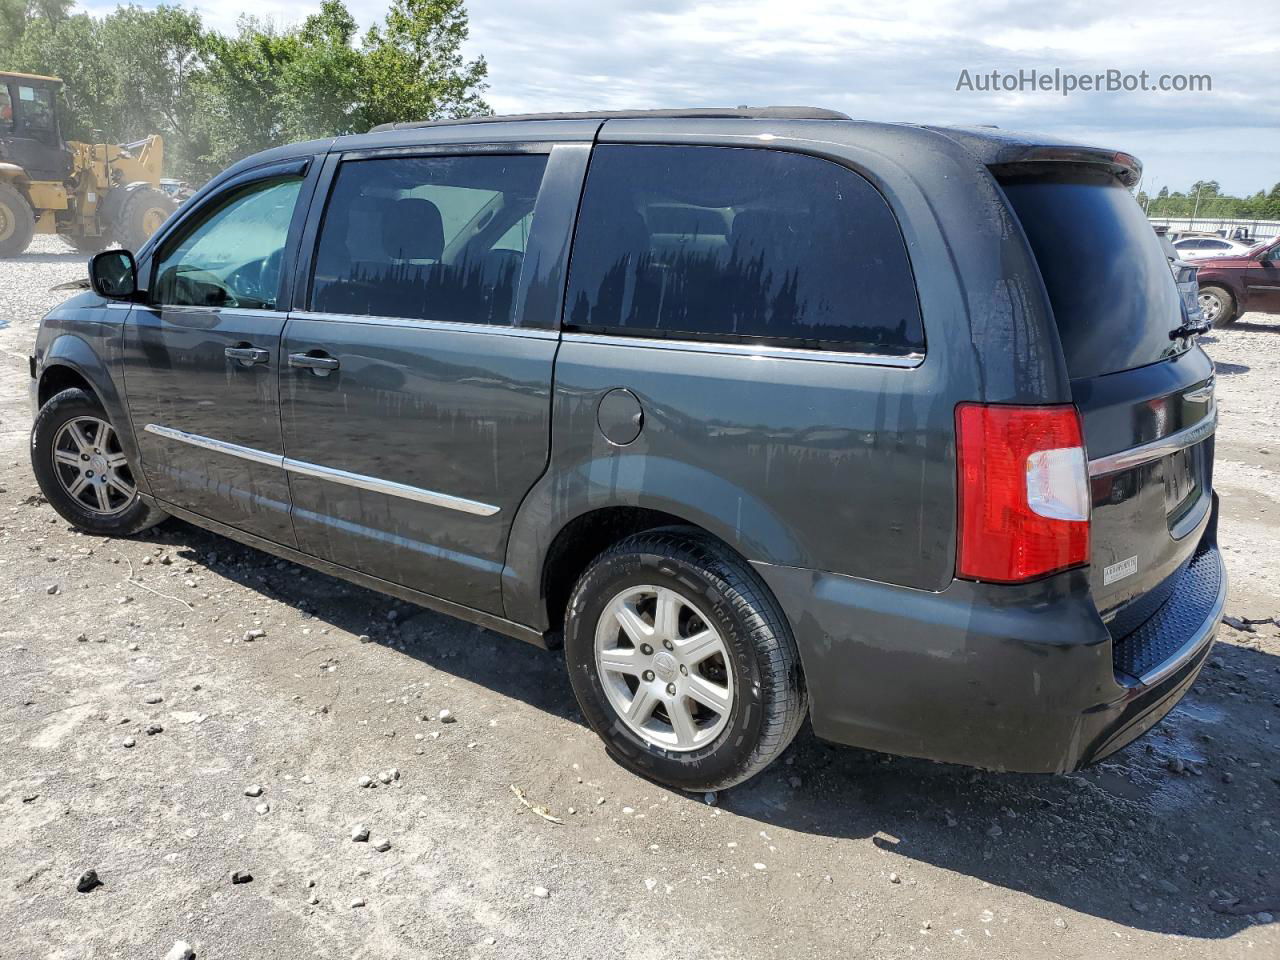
[1200,285,1237,327]
[115,186,175,252]
[0,181,35,258]
[564,529,807,792]
[60,233,114,255]
[30,387,166,536]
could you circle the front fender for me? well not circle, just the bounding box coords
[1197,271,1246,302]
[502,453,808,630]
[38,328,149,495]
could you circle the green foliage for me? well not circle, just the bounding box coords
[1144,181,1280,221]
[360,0,488,129]
[0,0,489,182]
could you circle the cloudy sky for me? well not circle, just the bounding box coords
[81,0,1280,195]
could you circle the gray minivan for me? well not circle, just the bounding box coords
[28,108,1226,791]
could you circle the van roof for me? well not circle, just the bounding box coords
[366,110,1140,186]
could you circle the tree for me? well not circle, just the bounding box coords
[2,0,490,183]
[279,0,365,141]
[100,5,206,151]
[359,0,489,129]
[195,0,489,175]
[194,16,296,172]
[0,0,27,53]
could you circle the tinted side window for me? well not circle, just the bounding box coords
[565,145,924,354]
[0,86,12,132]
[153,177,303,309]
[310,154,548,325]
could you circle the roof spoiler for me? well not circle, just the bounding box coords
[989,146,1143,188]
[921,126,1143,188]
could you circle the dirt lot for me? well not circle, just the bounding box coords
[1,236,1277,960]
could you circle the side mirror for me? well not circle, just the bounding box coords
[89,249,137,300]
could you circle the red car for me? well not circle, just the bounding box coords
[1196,236,1280,325]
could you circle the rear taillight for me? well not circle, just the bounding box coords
[956,403,1090,583]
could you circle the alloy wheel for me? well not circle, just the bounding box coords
[1198,290,1222,323]
[50,416,137,516]
[593,584,735,752]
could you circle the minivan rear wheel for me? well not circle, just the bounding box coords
[1199,285,1236,327]
[564,530,807,791]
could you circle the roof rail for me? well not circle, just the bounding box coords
[370,106,851,133]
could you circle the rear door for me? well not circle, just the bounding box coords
[279,141,589,614]
[1000,167,1216,618]
[122,159,314,545]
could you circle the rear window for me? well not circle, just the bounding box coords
[1000,168,1186,380]
[565,145,924,355]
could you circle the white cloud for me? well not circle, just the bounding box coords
[75,0,1280,193]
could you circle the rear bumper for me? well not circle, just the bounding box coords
[753,501,1226,774]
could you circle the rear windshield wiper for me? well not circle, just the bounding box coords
[1169,318,1212,340]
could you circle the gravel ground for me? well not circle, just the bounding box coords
[1,235,1277,959]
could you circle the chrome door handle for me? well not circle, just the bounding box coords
[288,352,340,373]
[225,346,269,365]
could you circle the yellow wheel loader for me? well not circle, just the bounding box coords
[0,71,179,257]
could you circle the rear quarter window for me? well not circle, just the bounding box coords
[565,144,924,356]
[1000,167,1186,380]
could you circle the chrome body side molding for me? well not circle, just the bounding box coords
[143,423,283,467]
[143,423,499,517]
[282,457,499,516]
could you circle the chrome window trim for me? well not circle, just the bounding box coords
[288,310,560,340]
[143,423,499,516]
[560,331,925,368]
[131,304,284,319]
[1087,408,1217,477]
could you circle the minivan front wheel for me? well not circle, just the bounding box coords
[565,530,807,792]
[31,387,166,536]
[1199,285,1237,327]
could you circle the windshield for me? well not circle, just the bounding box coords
[1000,167,1187,380]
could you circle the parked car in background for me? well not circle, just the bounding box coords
[1196,236,1280,325]
[1155,226,1205,329]
[27,109,1224,790]
[1173,235,1260,260]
